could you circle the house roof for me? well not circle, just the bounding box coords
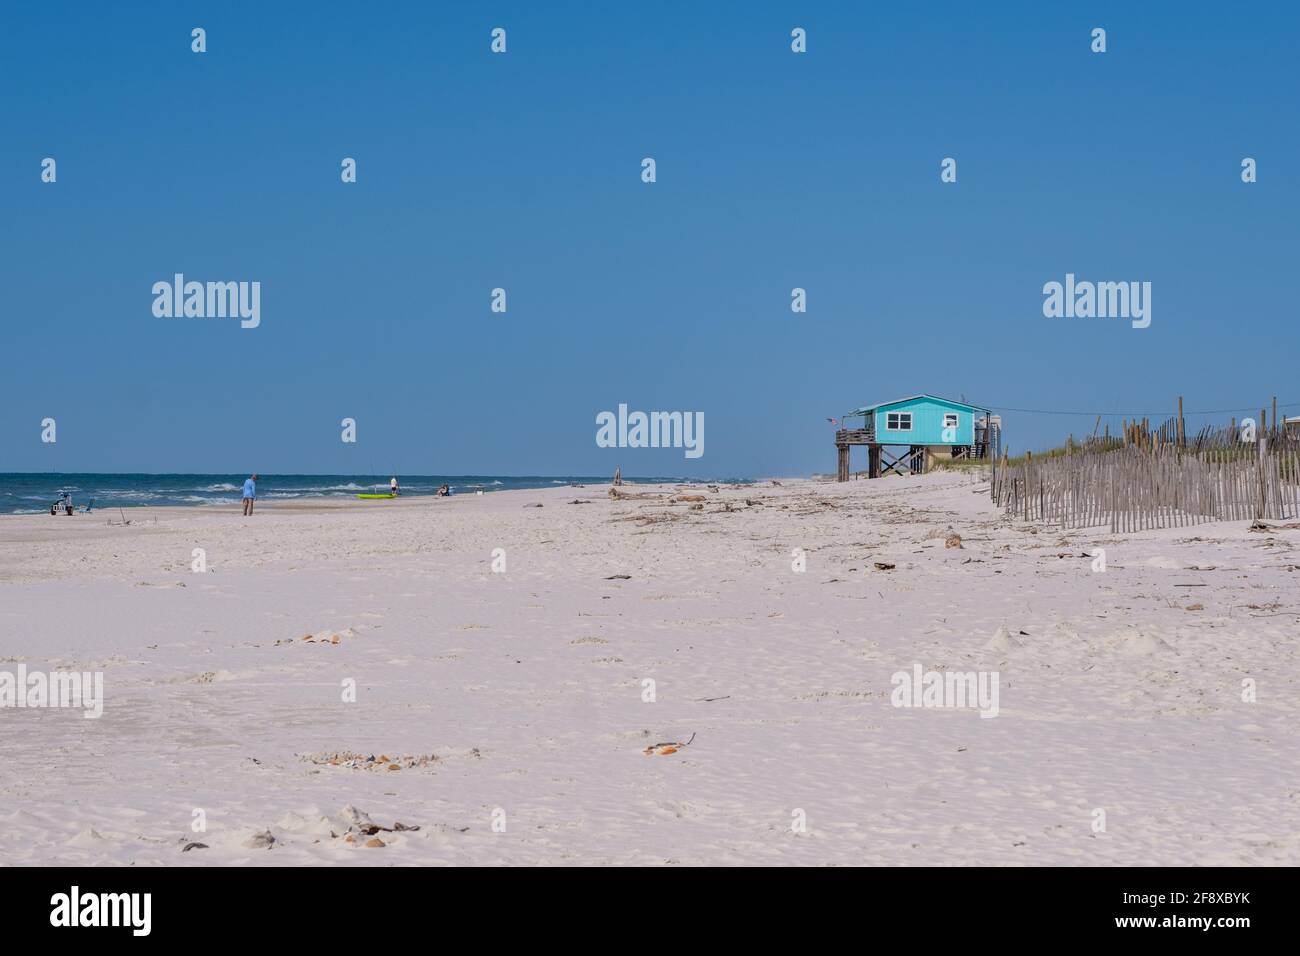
[846,394,991,417]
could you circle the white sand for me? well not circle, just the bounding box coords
[1,473,1297,866]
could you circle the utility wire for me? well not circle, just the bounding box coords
[984,402,1300,418]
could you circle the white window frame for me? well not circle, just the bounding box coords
[886,412,913,431]
[943,413,959,429]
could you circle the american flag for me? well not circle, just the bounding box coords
[827,417,839,426]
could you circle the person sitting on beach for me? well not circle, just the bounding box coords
[390,477,399,496]
[243,474,258,516]
[51,492,73,516]
[437,484,450,497]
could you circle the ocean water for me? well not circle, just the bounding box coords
[0,473,748,515]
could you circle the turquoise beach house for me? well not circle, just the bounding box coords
[851,394,983,446]
[834,394,1000,480]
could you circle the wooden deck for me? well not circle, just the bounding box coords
[835,427,875,481]
[835,427,874,446]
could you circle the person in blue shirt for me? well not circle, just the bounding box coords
[242,474,258,515]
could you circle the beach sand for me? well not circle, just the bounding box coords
[1,473,1297,866]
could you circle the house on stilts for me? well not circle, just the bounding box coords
[834,394,1001,480]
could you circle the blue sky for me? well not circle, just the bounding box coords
[2,1,1297,476]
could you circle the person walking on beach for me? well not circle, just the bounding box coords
[242,474,258,516]
[390,476,399,496]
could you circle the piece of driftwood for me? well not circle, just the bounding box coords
[643,732,696,756]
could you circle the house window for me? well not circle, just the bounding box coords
[943,413,959,429]
[886,412,912,431]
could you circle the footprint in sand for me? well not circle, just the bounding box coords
[1114,629,1175,657]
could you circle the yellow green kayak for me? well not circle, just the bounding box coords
[356,493,397,499]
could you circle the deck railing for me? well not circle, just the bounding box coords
[835,427,874,445]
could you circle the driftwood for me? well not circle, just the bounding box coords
[643,732,696,756]
[608,486,667,501]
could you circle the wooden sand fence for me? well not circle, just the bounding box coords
[990,414,1300,532]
